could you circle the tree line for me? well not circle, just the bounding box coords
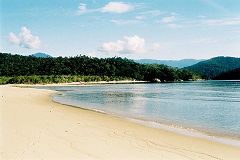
[0,53,200,84]
[185,56,240,79]
[213,68,240,80]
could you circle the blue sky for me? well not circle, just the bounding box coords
[1,0,240,59]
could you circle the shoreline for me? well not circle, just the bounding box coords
[128,118,240,147]
[13,80,147,87]
[52,94,240,148]
[44,82,240,147]
[1,85,240,160]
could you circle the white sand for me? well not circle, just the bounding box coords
[1,85,239,160]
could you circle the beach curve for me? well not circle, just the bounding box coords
[1,85,240,160]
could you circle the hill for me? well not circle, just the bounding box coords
[214,68,240,80]
[31,52,52,58]
[135,59,203,68]
[0,53,200,84]
[185,56,240,79]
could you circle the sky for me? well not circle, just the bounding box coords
[1,0,240,60]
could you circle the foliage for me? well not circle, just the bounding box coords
[213,68,240,80]
[0,75,131,84]
[0,76,12,85]
[0,53,200,84]
[143,64,200,82]
[185,56,240,79]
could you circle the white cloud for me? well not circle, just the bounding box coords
[99,36,164,55]
[8,32,20,44]
[99,35,145,54]
[100,40,125,53]
[125,36,145,53]
[76,2,134,16]
[8,26,41,49]
[76,3,87,15]
[101,2,133,13]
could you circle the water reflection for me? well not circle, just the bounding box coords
[39,81,240,138]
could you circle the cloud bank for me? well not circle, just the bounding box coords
[99,35,145,54]
[99,35,162,55]
[101,2,133,13]
[8,26,41,49]
[76,1,133,15]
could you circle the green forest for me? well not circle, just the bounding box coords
[185,56,240,79]
[214,68,240,80]
[0,53,200,84]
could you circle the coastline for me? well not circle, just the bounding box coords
[14,80,147,87]
[47,81,240,147]
[52,93,240,148]
[1,85,240,160]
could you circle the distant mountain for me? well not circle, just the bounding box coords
[135,59,203,68]
[214,68,240,80]
[31,52,52,58]
[185,56,240,79]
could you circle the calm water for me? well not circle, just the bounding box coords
[38,81,240,140]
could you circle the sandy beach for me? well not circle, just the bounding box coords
[1,85,240,160]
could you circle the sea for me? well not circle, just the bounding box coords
[36,80,240,146]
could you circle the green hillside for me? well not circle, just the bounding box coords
[214,68,240,80]
[0,53,200,84]
[185,56,240,79]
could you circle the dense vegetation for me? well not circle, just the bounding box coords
[185,56,240,79]
[0,75,130,85]
[214,68,240,80]
[0,53,200,84]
